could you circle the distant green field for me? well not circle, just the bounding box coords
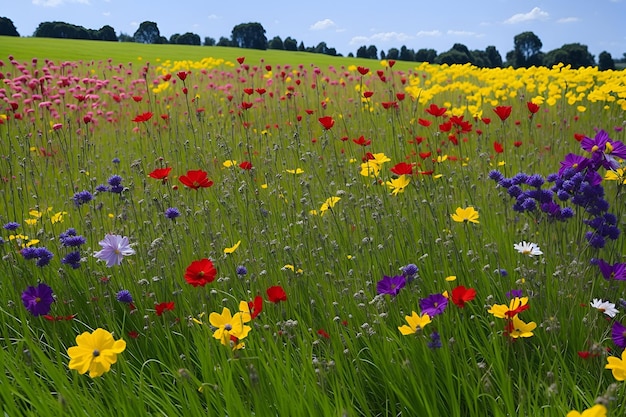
[0,36,416,70]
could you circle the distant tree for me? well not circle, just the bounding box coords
[598,51,615,71]
[216,36,231,46]
[0,17,19,36]
[169,33,180,44]
[543,43,595,68]
[177,32,201,45]
[298,41,305,51]
[380,50,386,60]
[366,45,378,59]
[356,45,368,58]
[203,37,216,46]
[347,52,354,58]
[436,49,471,65]
[471,50,490,67]
[34,21,91,40]
[386,47,399,60]
[133,21,162,44]
[415,48,437,63]
[399,45,415,61]
[283,36,297,51]
[314,41,329,54]
[94,25,117,41]
[268,36,284,50]
[231,22,267,49]
[508,31,543,68]
[485,46,503,68]
[119,32,134,42]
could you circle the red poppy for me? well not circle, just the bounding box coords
[451,285,476,308]
[133,112,153,123]
[391,162,413,175]
[574,133,585,142]
[504,302,529,318]
[243,88,254,95]
[493,106,512,122]
[179,169,213,189]
[267,285,287,303]
[317,329,330,339]
[381,101,398,110]
[357,66,369,75]
[418,151,432,159]
[418,118,432,127]
[493,141,504,153]
[439,121,452,132]
[155,301,175,316]
[481,117,491,125]
[396,93,405,101]
[236,56,245,64]
[132,96,143,102]
[513,141,523,147]
[247,295,263,319]
[353,136,371,146]
[526,102,540,114]
[184,258,217,287]
[305,109,315,115]
[240,102,253,110]
[148,167,172,182]
[388,59,396,68]
[239,161,253,170]
[363,91,374,98]
[318,116,335,130]
[425,103,447,117]
[255,88,266,95]
[127,331,139,339]
[176,71,188,81]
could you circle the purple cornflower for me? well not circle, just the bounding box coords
[72,190,93,206]
[35,248,54,267]
[95,184,109,192]
[59,228,86,247]
[3,222,20,231]
[108,175,124,193]
[427,331,442,349]
[236,265,248,276]
[93,234,135,267]
[506,289,523,298]
[611,321,626,349]
[419,293,448,317]
[376,275,406,297]
[116,289,133,303]
[21,283,54,316]
[164,207,181,220]
[597,259,626,281]
[61,251,82,269]
[112,157,120,164]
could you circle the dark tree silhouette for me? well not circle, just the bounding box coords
[268,36,284,50]
[399,45,414,61]
[543,43,595,68]
[598,51,615,71]
[177,32,200,45]
[508,31,543,67]
[203,37,216,46]
[231,22,267,50]
[133,21,162,44]
[386,47,399,60]
[485,46,503,68]
[94,25,117,41]
[216,36,231,46]
[34,21,91,39]
[283,37,297,51]
[415,48,437,63]
[0,17,19,36]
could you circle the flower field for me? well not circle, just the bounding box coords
[1,50,626,416]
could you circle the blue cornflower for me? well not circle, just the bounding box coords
[488,170,504,182]
[108,175,124,194]
[61,251,82,269]
[427,331,442,349]
[95,184,109,192]
[20,247,39,260]
[526,174,545,188]
[34,248,54,267]
[164,207,181,220]
[402,263,419,277]
[3,222,20,231]
[112,157,120,164]
[236,265,248,276]
[116,290,133,303]
[73,190,93,206]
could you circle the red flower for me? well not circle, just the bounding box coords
[357,66,369,75]
[305,109,315,115]
[127,331,139,339]
[527,102,540,114]
[493,106,512,122]
[425,103,447,117]
[179,169,213,189]
[388,59,396,68]
[574,133,585,142]
[396,93,405,101]
[132,96,143,102]
[353,135,371,146]
[419,151,432,159]
[239,161,253,170]
[439,121,452,132]
[155,301,175,316]
[363,91,374,98]
[267,285,287,303]
[451,285,476,308]
[418,118,432,127]
[317,329,330,339]
[148,167,172,182]
[133,112,153,123]
[504,302,529,319]
[184,258,217,287]
[513,141,523,147]
[391,162,413,175]
[381,101,398,109]
[255,88,266,95]
[248,295,263,319]
[481,117,491,125]
[493,141,504,153]
[176,71,188,81]
[240,102,253,110]
[236,56,245,64]
[243,88,254,95]
[318,116,335,130]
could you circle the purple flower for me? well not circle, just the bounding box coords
[419,293,448,317]
[427,331,442,349]
[116,290,133,303]
[165,207,180,219]
[376,275,406,297]
[73,190,93,206]
[93,234,135,267]
[21,283,54,316]
[558,153,589,176]
[236,265,248,276]
[3,222,20,231]
[611,321,626,349]
[95,184,109,192]
[506,289,523,298]
[61,251,82,269]
[598,259,626,281]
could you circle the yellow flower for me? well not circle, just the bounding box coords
[29,209,43,218]
[445,275,457,282]
[67,328,126,378]
[223,240,241,254]
[223,160,237,168]
[319,196,340,216]
[605,349,626,381]
[209,307,251,347]
[283,264,303,274]
[566,404,607,417]
[507,316,536,338]
[50,211,67,224]
[451,207,480,224]
[604,168,626,184]
[398,311,431,335]
[386,175,410,195]
[25,218,38,226]
[286,168,304,174]
[360,161,381,177]
[488,297,529,319]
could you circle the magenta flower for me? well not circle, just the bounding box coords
[612,321,626,349]
[376,275,406,297]
[419,293,448,317]
[21,283,54,316]
[558,153,589,176]
[94,234,135,267]
[598,259,626,281]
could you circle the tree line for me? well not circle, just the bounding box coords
[0,16,622,70]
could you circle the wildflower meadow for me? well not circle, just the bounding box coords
[1,45,626,416]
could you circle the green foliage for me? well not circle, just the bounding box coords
[0,16,19,37]
[231,22,267,50]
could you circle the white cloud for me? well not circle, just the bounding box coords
[349,31,412,45]
[416,30,442,37]
[447,30,480,37]
[504,7,549,24]
[32,0,89,6]
[349,35,369,45]
[207,14,220,20]
[557,17,580,23]
[102,11,110,17]
[310,19,336,31]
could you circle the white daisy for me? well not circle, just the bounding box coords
[590,298,618,318]
[513,241,543,257]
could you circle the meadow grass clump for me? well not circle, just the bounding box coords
[1,46,626,416]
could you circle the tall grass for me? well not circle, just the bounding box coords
[1,43,626,416]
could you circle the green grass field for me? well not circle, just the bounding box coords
[1,36,626,416]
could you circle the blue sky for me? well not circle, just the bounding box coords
[4,0,626,59]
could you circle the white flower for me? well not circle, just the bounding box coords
[513,241,543,257]
[590,298,618,318]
